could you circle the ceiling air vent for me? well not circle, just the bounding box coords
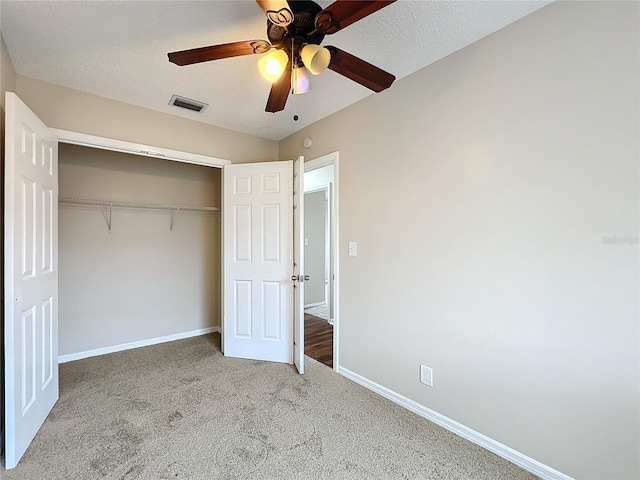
[169,94,208,113]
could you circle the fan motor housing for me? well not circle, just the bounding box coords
[267,0,325,48]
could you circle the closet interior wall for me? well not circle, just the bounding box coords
[58,143,221,357]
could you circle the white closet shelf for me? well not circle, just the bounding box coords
[59,196,220,232]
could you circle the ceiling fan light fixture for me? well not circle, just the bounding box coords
[258,49,288,83]
[292,65,311,94]
[167,0,397,113]
[300,44,331,75]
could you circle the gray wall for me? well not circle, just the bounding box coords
[304,190,327,306]
[0,34,16,107]
[279,2,639,479]
[58,144,221,356]
[304,164,334,191]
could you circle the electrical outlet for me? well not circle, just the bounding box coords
[420,365,433,387]
[348,241,357,257]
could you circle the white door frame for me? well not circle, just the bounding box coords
[292,157,305,374]
[51,129,230,168]
[303,152,339,372]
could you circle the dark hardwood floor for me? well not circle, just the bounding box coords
[304,313,333,368]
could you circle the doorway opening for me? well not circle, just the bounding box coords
[302,152,338,370]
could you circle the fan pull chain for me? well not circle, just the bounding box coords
[292,38,299,121]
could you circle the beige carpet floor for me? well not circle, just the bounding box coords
[2,334,539,479]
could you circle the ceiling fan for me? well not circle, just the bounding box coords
[168,0,397,113]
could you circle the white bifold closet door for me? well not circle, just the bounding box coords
[4,92,59,469]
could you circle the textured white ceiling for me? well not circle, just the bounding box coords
[1,0,551,141]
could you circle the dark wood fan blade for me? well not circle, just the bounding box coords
[265,67,291,113]
[256,0,293,27]
[316,0,396,34]
[168,40,270,66]
[326,46,395,92]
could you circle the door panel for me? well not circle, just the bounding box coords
[234,205,252,261]
[234,280,252,337]
[223,161,292,363]
[262,204,281,261]
[5,92,59,469]
[262,281,281,339]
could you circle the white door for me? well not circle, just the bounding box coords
[293,156,305,374]
[222,161,293,363]
[4,92,59,469]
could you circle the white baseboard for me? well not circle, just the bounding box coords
[59,326,221,363]
[304,301,327,309]
[337,366,572,480]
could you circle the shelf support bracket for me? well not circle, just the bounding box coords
[170,207,180,232]
[107,203,113,232]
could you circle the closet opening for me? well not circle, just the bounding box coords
[57,143,223,362]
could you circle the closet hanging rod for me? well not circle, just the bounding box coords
[58,196,220,212]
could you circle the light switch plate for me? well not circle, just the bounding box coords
[420,365,433,387]
[348,241,357,256]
